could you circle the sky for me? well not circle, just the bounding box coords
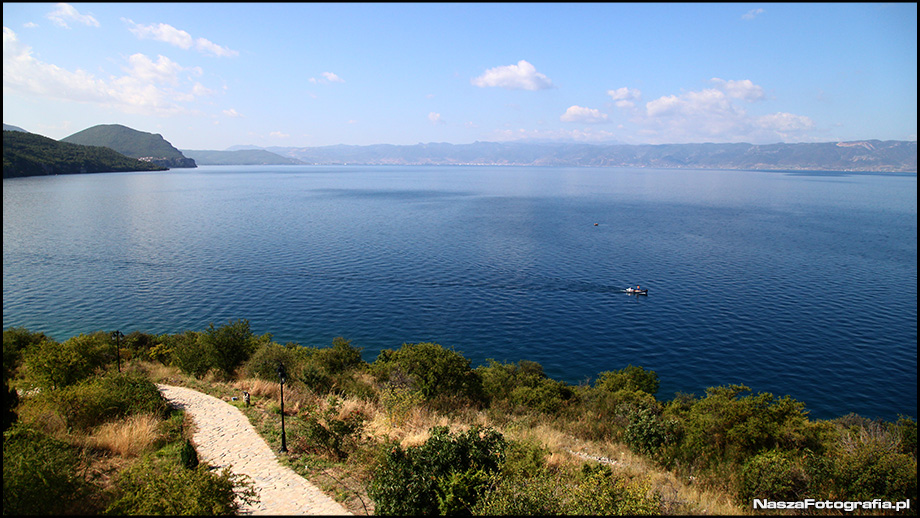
[3,2,917,150]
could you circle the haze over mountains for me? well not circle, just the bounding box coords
[234,140,917,172]
[4,123,918,175]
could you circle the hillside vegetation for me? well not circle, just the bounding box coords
[3,130,166,178]
[61,124,196,169]
[3,322,915,515]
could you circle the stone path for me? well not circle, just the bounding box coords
[157,384,352,516]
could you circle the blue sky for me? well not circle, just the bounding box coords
[3,2,917,150]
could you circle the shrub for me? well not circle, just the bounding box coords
[105,456,256,515]
[824,420,918,502]
[169,331,211,377]
[566,463,661,515]
[180,438,200,469]
[291,395,365,460]
[626,407,677,457]
[580,387,660,441]
[42,371,169,431]
[595,364,660,396]
[477,359,575,414]
[665,384,812,471]
[313,336,365,374]
[201,319,263,376]
[244,341,304,381]
[23,333,110,390]
[3,423,92,515]
[372,342,484,407]
[738,449,807,503]
[3,326,49,373]
[368,425,506,515]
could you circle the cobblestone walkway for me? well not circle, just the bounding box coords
[157,384,352,516]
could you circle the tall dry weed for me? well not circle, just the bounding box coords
[89,414,161,457]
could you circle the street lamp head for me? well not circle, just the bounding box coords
[277,362,287,385]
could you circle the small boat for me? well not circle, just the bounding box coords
[625,286,648,295]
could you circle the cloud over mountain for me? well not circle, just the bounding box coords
[472,60,554,91]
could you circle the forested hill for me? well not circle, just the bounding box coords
[3,130,167,178]
[259,140,917,172]
[61,124,196,169]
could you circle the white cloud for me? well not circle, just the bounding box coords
[270,131,289,138]
[193,37,238,58]
[560,105,609,124]
[428,112,445,125]
[47,3,99,28]
[634,79,813,143]
[757,112,815,132]
[309,72,345,84]
[742,8,765,20]
[222,108,243,118]
[711,78,765,102]
[607,87,642,108]
[23,22,39,29]
[3,27,211,116]
[124,19,238,57]
[490,127,619,143]
[322,71,344,83]
[471,60,553,91]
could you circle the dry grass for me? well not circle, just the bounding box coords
[151,369,750,515]
[87,414,161,457]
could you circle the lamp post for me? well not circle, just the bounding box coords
[277,362,288,453]
[111,330,123,372]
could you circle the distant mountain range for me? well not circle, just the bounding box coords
[61,124,196,169]
[3,130,166,178]
[4,121,917,174]
[239,140,917,172]
[181,148,304,165]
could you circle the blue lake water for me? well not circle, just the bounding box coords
[3,165,917,421]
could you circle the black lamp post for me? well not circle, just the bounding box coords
[111,330,123,372]
[277,362,288,453]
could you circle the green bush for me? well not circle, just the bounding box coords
[823,420,918,503]
[595,364,660,396]
[168,331,211,378]
[244,341,305,381]
[23,333,110,390]
[738,449,807,503]
[291,395,365,460]
[313,336,365,374]
[105,456,256,515]
[3,326,49,374]
[473,467,563,515]
[42,371,169,431]
[372,342,484,407]
[201,319,264,376]
[626,407,677,457]
[663,385,813,472]
[477,359,575,414]
[368,425,506,515]
[180,438,199,470]
[567,463,661,515]
[3,423,93,515]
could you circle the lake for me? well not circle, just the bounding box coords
[3,165,916,421]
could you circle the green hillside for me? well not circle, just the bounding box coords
[61,124,196,168]
[3,130,167,178]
